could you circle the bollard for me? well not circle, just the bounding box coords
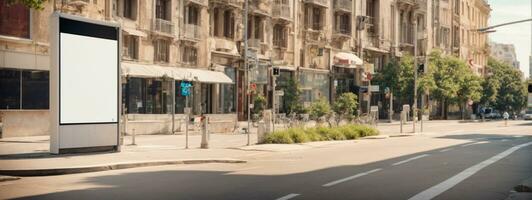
[257,121,265,144]
[201,116,209,149]
[131,128,136,145]
[400,111,404,134]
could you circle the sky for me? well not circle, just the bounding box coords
[487,0,531,78]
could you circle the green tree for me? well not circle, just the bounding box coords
[308,97,331,121]
[6,0,47,10]
[486,58,527,113]
[332,92,359,119]
[283,78,306,114]
[428,51,466,118]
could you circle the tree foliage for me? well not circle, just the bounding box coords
[308,97,331,120]
[484,58,527,113]
[6,0,47,10]
[283,78,307,114]
[332,92,359,117]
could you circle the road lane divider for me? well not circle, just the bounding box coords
[322,168,383,187]
[408,141,532,200]
[275,193,300,200]
[439,148,453,152]
[392,154,430,166]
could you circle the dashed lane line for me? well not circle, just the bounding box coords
[392,154,430,166]
[408,141,532,200]
[439,148,453,152]
[322,168,383,187]
[275,193,300,200]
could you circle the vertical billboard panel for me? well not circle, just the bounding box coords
[50,13,120,154]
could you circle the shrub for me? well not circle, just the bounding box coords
[325,128,346,140]
[356,125,380,137]
[333,92,359,117]
[288,128,309,143]
[339,124,361,139]
[263,130,294,144]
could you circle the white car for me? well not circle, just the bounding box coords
[524,112,532,120]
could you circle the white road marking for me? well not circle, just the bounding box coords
[501,139,508,142]
[275,193,300,200]
[439,148,453,152]
[461,141,490,147]
[322,168,382,187]
[408,141,532,200]
[392,154,430,166]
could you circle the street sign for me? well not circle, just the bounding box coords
[370,106,379,112]
[180,81,192,96]
[275,90,284,96]
[370,85,379,92]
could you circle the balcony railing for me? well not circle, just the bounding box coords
[272,4,290,20]
[304,0,328,7]
[334,0,352,12]
[250,0,270,15]
[152,18,174,35]
[187,0,208,6]
[334,28,351,37]
[182,24,201,40]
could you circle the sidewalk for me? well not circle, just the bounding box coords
[0,120,528,177]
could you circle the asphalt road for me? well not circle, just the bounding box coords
[1,123,531,200]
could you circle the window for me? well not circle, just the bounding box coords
[312,7,322,30]
[0,1,30,38]
[220,67,236,113]
[0,69,49,110]
[182,46,197,65]
[123,34,139,60]
[336,13,351,34]
[223,10,234,38]
[154,39,170,63]
[454,0,459,14]
[123,0,137,20]
[125,78,171,114]
[155,0,170,20]
[273,24,287,47]
[299,71,330,103]
[253,16,263,41]
[187,6,199,25]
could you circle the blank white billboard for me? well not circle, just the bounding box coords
[59,33,118,124]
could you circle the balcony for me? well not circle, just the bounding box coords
[248,38,263,49]
[304,0,328,8]
[250,0,270,16]
[334,0,352,12]
[182,24,201,41]
[272,3,291,21]
[187,0,208,6]
[333,28,351,39]
[304,29,324,43]
[210,0,241,8]
[367,35,379,48]
[152,18,175,36]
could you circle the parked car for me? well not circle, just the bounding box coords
[524,111,532,120]
[483,108,501,119]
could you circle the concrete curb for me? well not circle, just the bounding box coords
[0,175,21,182]
[362,135,389,139]
[389,134,416,137]
[0,159,246,177]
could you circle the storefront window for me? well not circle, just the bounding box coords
[125,78,170,114]
[0,69,49,110]
[220,67,236,113]
[299,71,330,103]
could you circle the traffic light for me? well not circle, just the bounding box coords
[273,67,280,76]
[528,83,532,93]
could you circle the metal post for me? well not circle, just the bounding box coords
[201,116,209,149]
[400,111,403,134]
[271,59,276,134]
[171,79,175,134]
[185,95,189,149]
[131,128,136,145]
[389,92,393,123]
[244,0,251,146]
[413,19,418,134]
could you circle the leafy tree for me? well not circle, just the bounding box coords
[332,92,359,120]
[283,78,306,114]
[486,58,527,113]
[456,73,483,119]
[6,0,47,10]
[308,97,331,121]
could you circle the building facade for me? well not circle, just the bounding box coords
[489,41,520,69]
[0,0,490,137]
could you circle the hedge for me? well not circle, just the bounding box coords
[262,124,379,144]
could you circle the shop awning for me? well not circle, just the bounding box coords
[333,52,363,67]
[122,63,233,84]
[121,62,178,78]
[183,68,234,84]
